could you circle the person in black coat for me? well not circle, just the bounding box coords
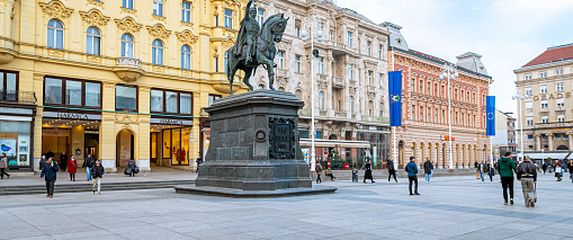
[91,160,105,194]
[387,159,398,183]
[40,157,59,198]
[363,159,375,183]
[59,152,67,171]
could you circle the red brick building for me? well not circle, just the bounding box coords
[383,22,492,168]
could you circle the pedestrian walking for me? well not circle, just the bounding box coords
[517,156,538,207]
[554,160,563,182]
[325,168,336,181]
[362,159,375,183]
[82,154,95,181]
[39,155,46,171]
[542,161,548,175]
[91,160,105,194]
[387,159,398,183]
[479,161,486,183]
[483,161,493,183]
[195,157,202,173]
[497,152,517,205]
[405,156,419,195]
[67,155,77,181]
[315,161,322,184]
[0,153,10,179]
[568,160,573,183]
[423,158,433,184]
[40,157,59,198]
[475,161,481,180]
[59,152,67,172]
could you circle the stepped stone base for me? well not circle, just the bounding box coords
[175,184,337,198]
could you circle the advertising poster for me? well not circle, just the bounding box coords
[0,139,17,166]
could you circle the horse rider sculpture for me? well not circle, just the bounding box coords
[232,0,260,64]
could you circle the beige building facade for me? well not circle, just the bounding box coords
[251,0,391,166]
[0,0,248,172]
[514,43,573,158]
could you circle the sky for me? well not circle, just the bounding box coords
[335,0,573,113]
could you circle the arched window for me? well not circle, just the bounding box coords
[86,26,101,55]
[349,96,354,113]
[152,39,164,65]
[120,33,134,58]
[47,19,64,49]
[180,45,191,70]
[318,91,325,111]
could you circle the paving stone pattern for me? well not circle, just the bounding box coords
[0,174,572,240]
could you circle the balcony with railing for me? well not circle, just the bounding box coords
[114,57,144,82]
[0,91,37,105]
[330,41,355,56]
[360,114,389,125]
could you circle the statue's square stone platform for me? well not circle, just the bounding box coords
[175,90,336,197]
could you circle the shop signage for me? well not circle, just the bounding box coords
[43,111,101,120]
[151,117,193,126]
[531,92,571,101]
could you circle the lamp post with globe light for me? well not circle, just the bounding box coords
[301,25,323,172]
[439,63,457,169]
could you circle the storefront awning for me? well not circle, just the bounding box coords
[519,152,573,160]
[299,138,371,149]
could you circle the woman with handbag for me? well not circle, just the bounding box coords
[67,156,77,181]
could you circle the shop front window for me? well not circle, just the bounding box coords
[44,77,101,108]
[85,82,101,107]
[115,85,137,111]
[150,89,193,115]
[0,121,31,167]
[162,129,171,158]
[161,127,190,166]
[150,89,164,112]
[180,93,192,114]
[166,91,178,113]
[44,77,62,104]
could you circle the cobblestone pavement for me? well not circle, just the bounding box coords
[0,174,572,240]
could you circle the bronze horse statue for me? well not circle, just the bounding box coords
[225,14,289,95]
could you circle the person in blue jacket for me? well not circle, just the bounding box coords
[40,157,59,198]
[405,156,420,195]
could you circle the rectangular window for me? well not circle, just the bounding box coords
[525,102,533,111]
[348,64,353,80]
[555,68,563,75]
[122,0,133,9]
[557,98,565,108]
[153,0,163,16]
[367,41,372,57]
[540,100,548,109]
[162,129,171,158]
[277,50,285,69]
[165,91,178,113]
[525,87,532,96]
[224,9,233,28]
[539,71,547,78]
[317,57,324,74]
[85,82,101,108]
[295,21,301,38]
[115,85,137,111]
[150,89,164,112]
[180,93,192,114]
[347,31,353,48]
[44,77,63,105]
[181,1,191,23]
[295,54,301,73]
[556,82,564,92]
[0,71,17,102]
[524,74,532,80]
[368,71,373,85]
[65,80,82,106]
[378,44,383,59]
[541,116,549,124]
[540,84,547,94]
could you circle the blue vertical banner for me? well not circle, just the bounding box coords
[388,71,403,127]
[486,96,496,136]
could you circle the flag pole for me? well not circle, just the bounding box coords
[391,45,398,167]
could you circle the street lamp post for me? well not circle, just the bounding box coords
[301,26,323,172]
[512,92,528,162]
[440,63,457,169]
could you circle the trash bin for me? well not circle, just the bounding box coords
[352,169,359,182]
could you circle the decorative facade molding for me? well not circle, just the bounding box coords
[114,17,143,33]
[175,30,198,45]
[79,9,110,27]
[86,0,104,6]
[39,0,74,19]
[147,24,171,40]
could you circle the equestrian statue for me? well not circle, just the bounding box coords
[226,0,289,95]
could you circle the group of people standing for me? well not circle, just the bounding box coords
[39,153,107,197]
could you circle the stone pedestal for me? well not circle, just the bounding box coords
[188,90,327,194]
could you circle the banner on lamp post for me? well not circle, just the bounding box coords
[486,96,496,136]
[388,71,403,127]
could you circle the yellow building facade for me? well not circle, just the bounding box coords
[0,0,247,172]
